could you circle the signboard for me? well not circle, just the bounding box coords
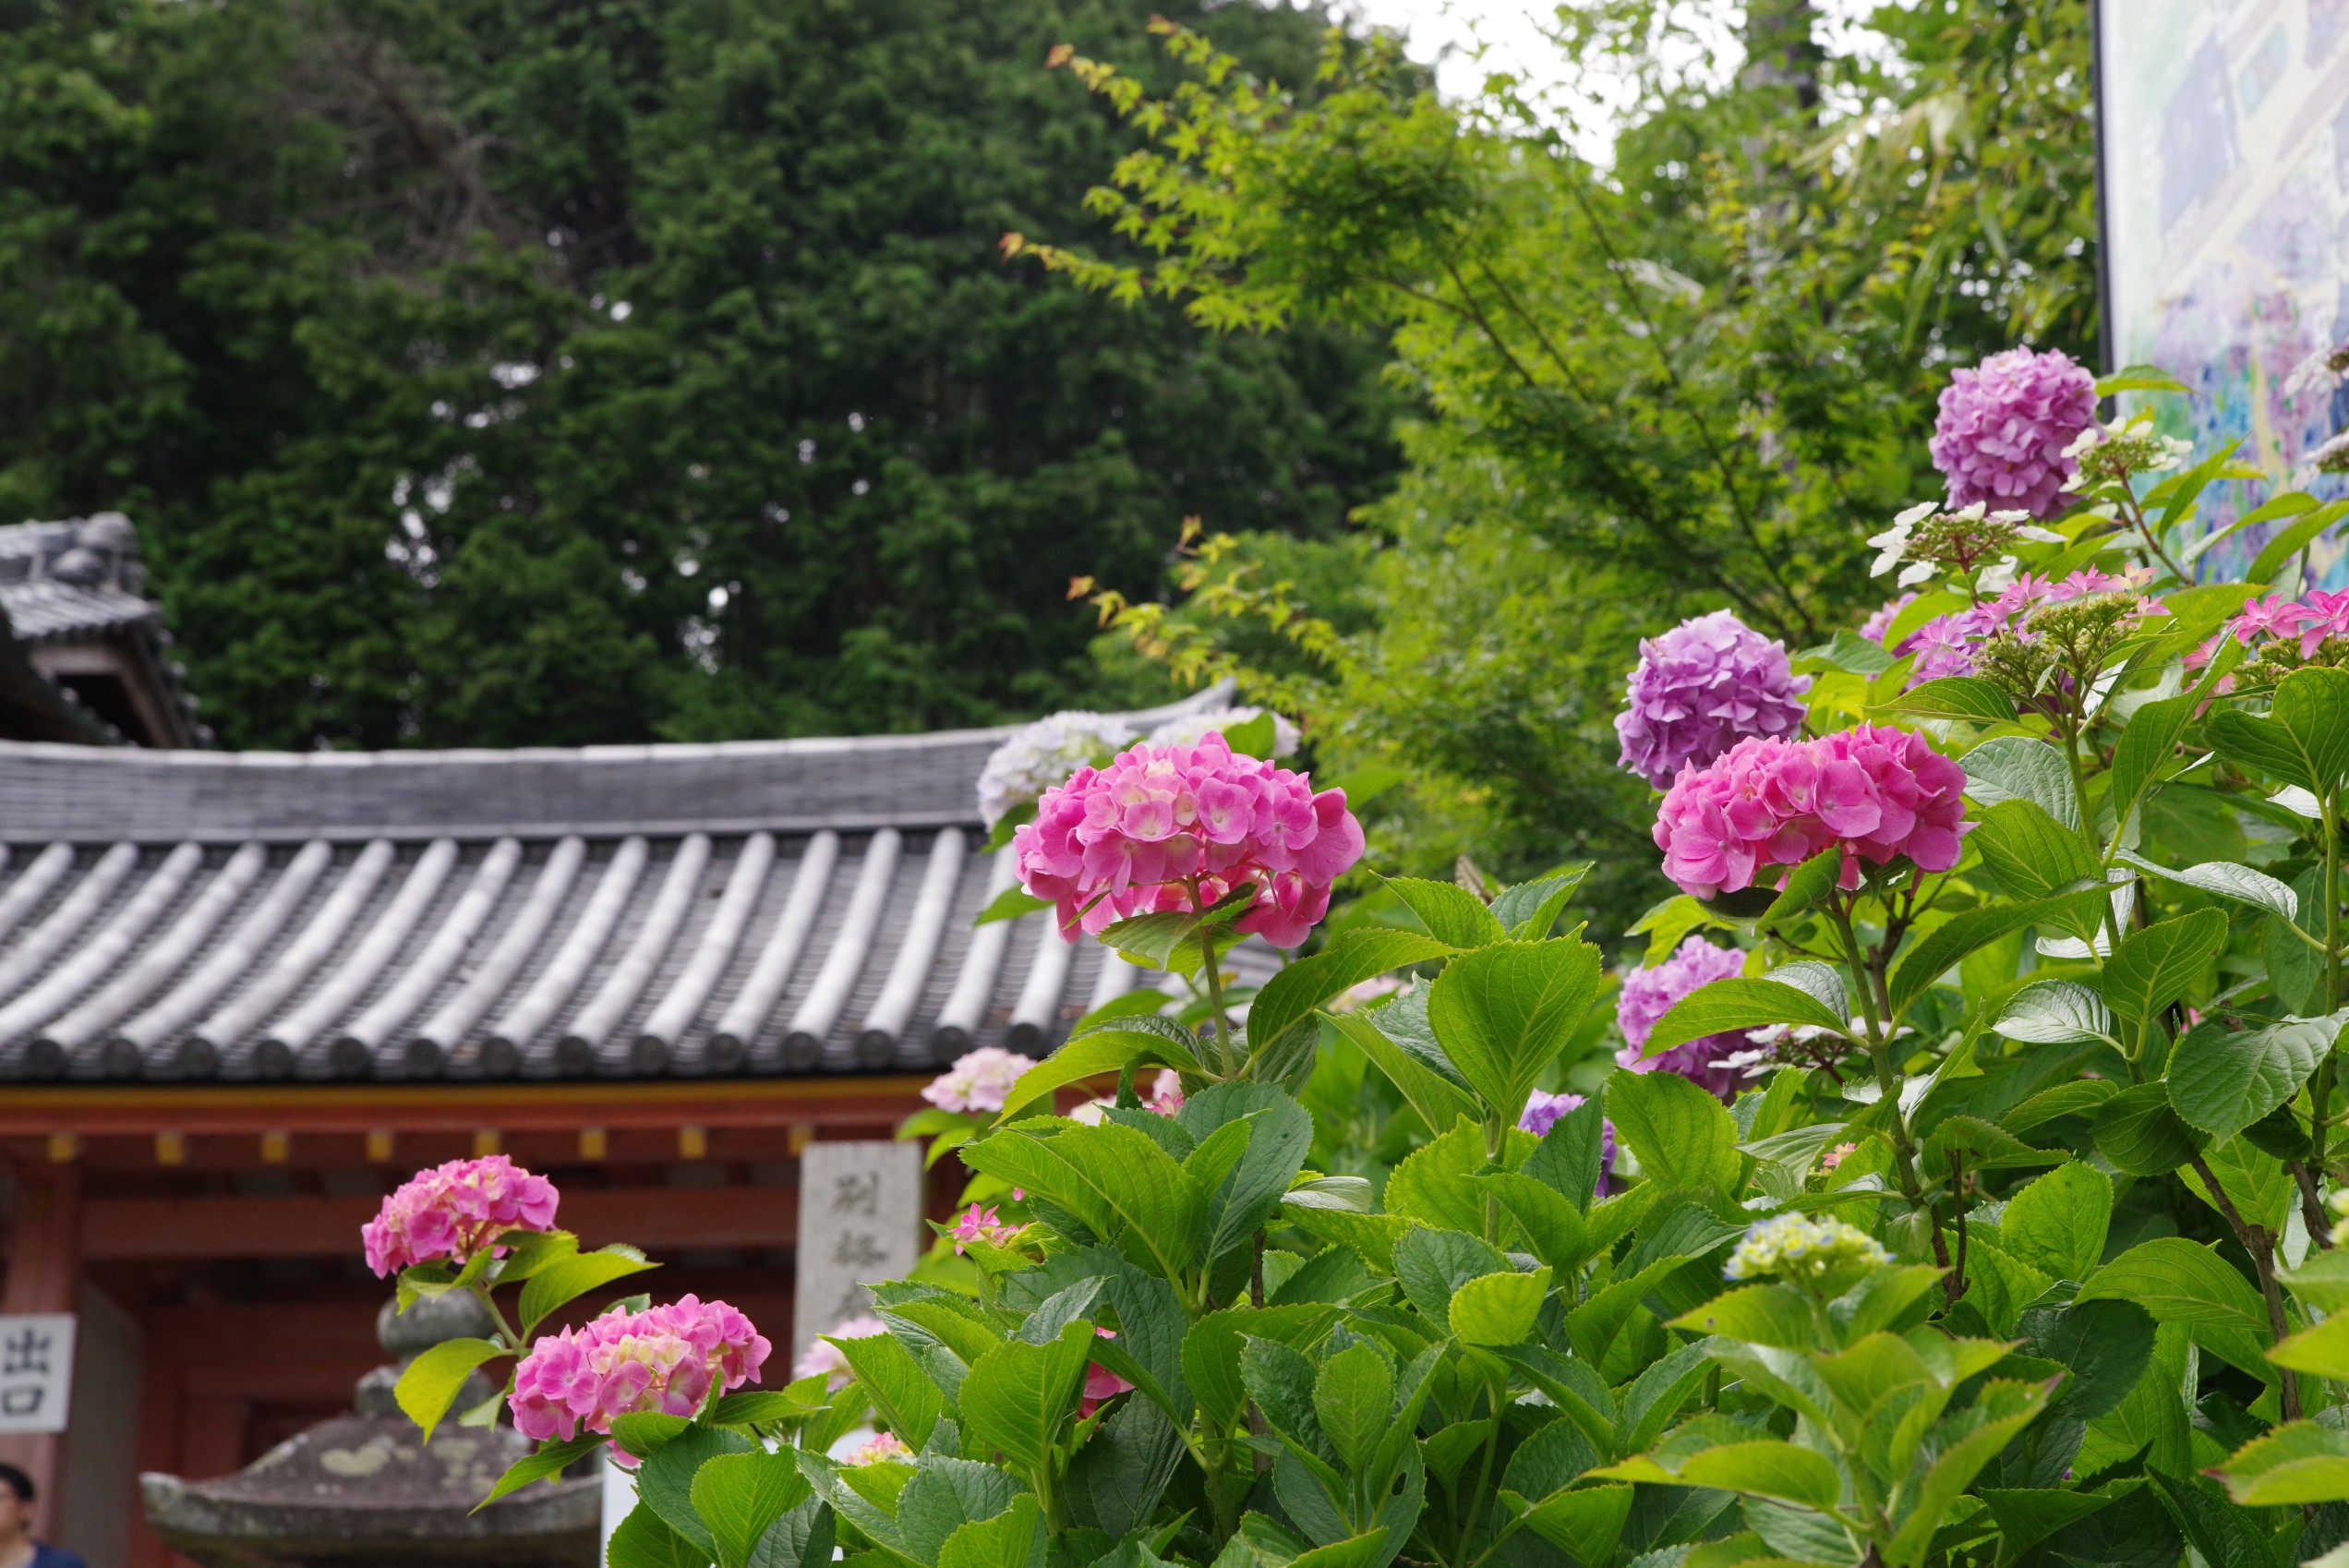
[2099,0,2349,579]
[791,1141,922,1365]
[0,1313,75,1434]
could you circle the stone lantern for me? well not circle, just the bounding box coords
[139,1292,598,1567]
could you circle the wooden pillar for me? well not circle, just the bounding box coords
[0,1160,82,1538]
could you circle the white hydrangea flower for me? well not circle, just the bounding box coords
[975,711,1135,827]
[1867,502,1937,579]
[1976,554,2020,596]
[1146,706,1300,757]
[1724,1212,1891,1283]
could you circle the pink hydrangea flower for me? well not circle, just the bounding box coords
[1081,1328,1134,1417]
[1515,1092,1615,1197]
[1653,727,1970,900]
[361,1154,560,1277]
[1616,937,1749,1100]
[1012,734,1365,948]
[847,1430,914,1465]
[792,1314,885,1387]
[948,1204,1029,1255]
[508,1294,768,1452]
[1929,347,2099,519]
[922,1046,1038,1115]
[1143,1068,1186,1116]
[1614,610,1813,790]
[1821,1141,1858,1172]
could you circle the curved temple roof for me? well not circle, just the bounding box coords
[0,690,1234,1082]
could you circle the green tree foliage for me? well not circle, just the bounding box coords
[1040,1,2097,923]
[0,0,1405,748]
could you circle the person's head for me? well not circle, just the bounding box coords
[0,1463,31,1540]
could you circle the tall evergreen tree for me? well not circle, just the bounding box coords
[0,0,1405,748]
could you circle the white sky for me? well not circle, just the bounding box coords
[1318,1,1909,158]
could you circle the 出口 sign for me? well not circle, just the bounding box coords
[0,1314,74,1434]
[790,1141,922,1366]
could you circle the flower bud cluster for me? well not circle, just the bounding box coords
[1876,568,2155,684]
[1014,734,1365,948]
[1724,1212,1891,1283]
[509,1295,770,1447]
[361,1154,560,1277]
[2062,411,2192,485]
[1614,610,1812,790]
[1653,726,1970,900]
[1868,502,2059,592]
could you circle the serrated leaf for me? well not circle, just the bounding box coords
[1887,889,2109,1015]
[2092,1082,2206,1175]
[1491,866,1591,940]
[2102,910,2224,1026]
[518,1245,656,1334]
[473,1433,602,1512]
[2001,1162,2114,1283]
[693,1449,813,1568]
[392,1335,504,1445]
[1449,1266,1551,1346]
[2114,850,2298,921]
[1993,981,2115,1045]
[1383,877,1507,949]
[1249,929,1456,1057]
[1427,938,1603,1120]
[1883,677,2018,725]
[1970,798,2100,900]
[976,886,1054,927]
[1646,976,1847,1054]
[2167,1011,2341,1140]
[2078,1238,2268,1338]
[1608,1067,1742,1192]
[1962,737,2078,828]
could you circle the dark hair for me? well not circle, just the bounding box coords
[0,1462,30,1503]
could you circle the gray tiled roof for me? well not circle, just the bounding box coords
[0,515,161,644]
[0,688,1243,1082]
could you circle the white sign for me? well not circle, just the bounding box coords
[791,1141,922,1366]
[2100,1,2349,578]
[0,1314,75,1434]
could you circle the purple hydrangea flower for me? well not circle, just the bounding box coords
[1928,347,2098,520]
[1858,593,1917,646]
[1516,1092,1616,1199]
[1617,936,1749,1101]
[1614,610,1812,790]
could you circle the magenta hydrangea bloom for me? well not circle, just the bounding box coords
[1614,610,1813,790]
[510,1294,769,1449]
[1013,733,1365,948]
[1616,936,1749,1100]
[1516,1091,1616,1197]
[1653,727,1970,900]
[1929,347,2098,519]
[361,1154,560,1277]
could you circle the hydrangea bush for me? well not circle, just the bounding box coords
[409,351,2349,1568]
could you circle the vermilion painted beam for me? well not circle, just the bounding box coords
[0,1076,933,1138]
[82,1183,799,1260]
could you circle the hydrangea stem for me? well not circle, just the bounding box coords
[1195,919,1236,1076]
[1825,894,1954,1291]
